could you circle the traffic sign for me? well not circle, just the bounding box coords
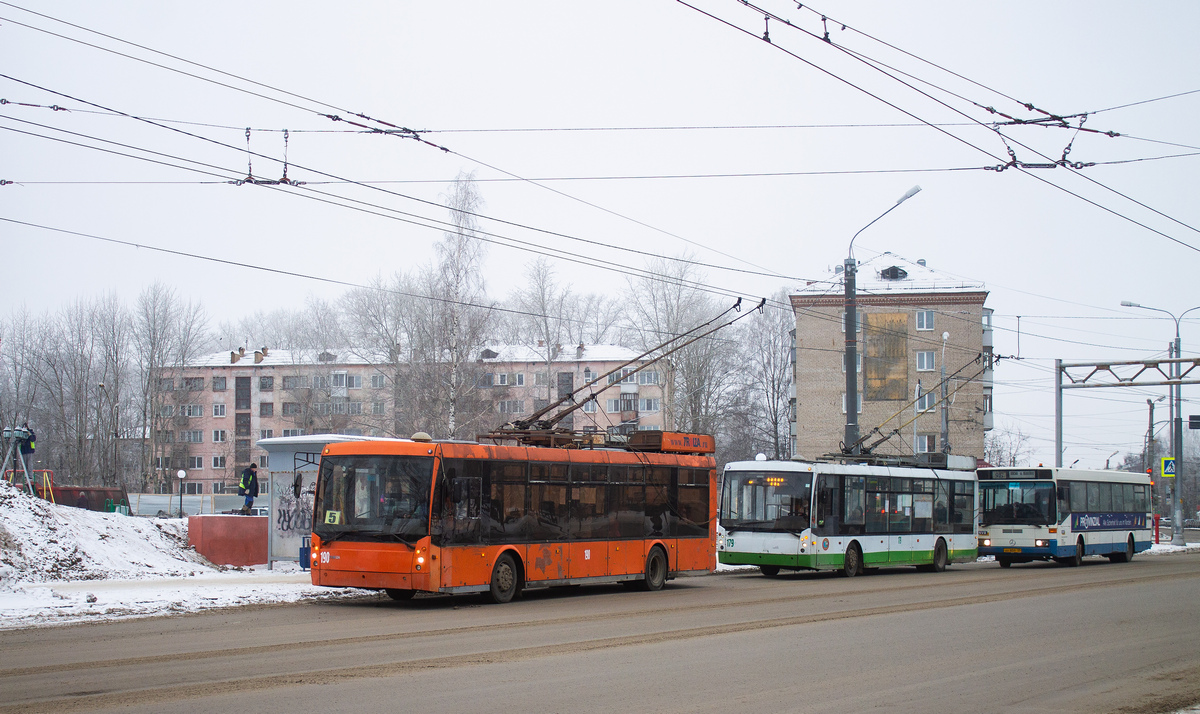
[1161,457,1176,478]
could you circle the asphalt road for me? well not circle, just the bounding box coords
[2,553,1199,714]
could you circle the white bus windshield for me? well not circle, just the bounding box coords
[980,481,1056,526]
[721,471,812,531]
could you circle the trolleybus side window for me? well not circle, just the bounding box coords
[934,480,952,533]
[844,476,866,527]
[865,477,888,534]
[815,474,840,534]
[1069,481,1086,516]
[952,481,974,533]
[612,466,646,538]
[530,463,568,541]
[677,468,711,537]
[486,460,531,544]
[646,467,672,536]
[570,464,612,539]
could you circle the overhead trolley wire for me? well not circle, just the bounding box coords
[0,3,784,281]
[716,0,1200,253]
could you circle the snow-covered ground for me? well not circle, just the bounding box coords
[2,480,1197,631]
[0,481,368,630]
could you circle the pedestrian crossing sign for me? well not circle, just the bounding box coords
[1161,457,1175,478]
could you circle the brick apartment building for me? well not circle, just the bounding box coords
[790,253,993,460]
[153,344,666,494]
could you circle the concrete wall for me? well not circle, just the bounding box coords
[188,514,268,566]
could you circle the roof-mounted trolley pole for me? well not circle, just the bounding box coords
[485,297,765,446]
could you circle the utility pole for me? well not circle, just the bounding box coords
[940,331,950,454]
[843,186,921,454]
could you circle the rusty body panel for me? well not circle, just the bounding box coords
[309,437,716,598]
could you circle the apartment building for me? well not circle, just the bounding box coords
[790,253,993,460]
[477,343,667,436]
[154,344,665,494]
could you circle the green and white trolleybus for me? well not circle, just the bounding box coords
[718,457,978,577]
[977,467,1151,567]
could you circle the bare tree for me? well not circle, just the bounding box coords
[984,425,1034,467]
[513,258,572,406]
[736,292,794,460]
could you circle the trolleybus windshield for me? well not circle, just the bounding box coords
[979,481,1056,526]
[314,455,434,543]
[720,470,812,531]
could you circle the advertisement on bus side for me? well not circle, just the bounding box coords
[1071,513,1146,531]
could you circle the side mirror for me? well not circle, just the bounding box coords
[293,472,303,499]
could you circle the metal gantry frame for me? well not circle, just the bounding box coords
[1056,356,1200,543]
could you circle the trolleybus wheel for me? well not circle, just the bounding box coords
[842,543,863,577]
[759,565,781,577]
[997,557,1012,568]
[487,553,521,604]
[931,539,948,572]
[642,546,668,591]
[385,588,415,601]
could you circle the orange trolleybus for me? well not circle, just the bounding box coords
[308,430,716,603]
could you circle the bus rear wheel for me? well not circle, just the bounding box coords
[842,543,863,577]
[759,565,781,577]
[385,588,415,601]
[641,546,668,591]
[487,553,521,604]
[997,557,1013,568]
[1110,535,1135,563]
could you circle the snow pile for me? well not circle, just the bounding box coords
[0,481,370,629]
[0,480,214,585]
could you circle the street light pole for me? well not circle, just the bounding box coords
[844,185,921,454]
[1121,301,1200,546]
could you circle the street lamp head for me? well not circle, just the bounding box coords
[897,185,922,204]
[176,469,186,480]
[1120,300,1140,308]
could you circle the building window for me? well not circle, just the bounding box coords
[332,372,347,388]
[183,377,204,391]
[347,402,363,415]
[915,434,937,453]
[213,429,227,443]
[184,482,203,495]
[155,456,171,470]
[212,482,227,494]
[983,388,993,414]
[156,430,174,443]
[477,373,494,388]
[159,378,174,391]
[637,425,662,431]
[184,404,204,417]
[372,401,385,415]
[498,400,525,414]
[282,375,306,390]
[583,400,597,413]
[607,397,638,413]
[259,376,274,392]
[260,402,274,417]
[212,455,226,469]
[841,393,863,414]
[638,371,659,385]
[916,310,935,331]
[496,373,509,386]
[182,430,203,443]
[535,372,548,387]
[841,310,864,333]
[259,454,270,468]
[608,368,637,385]
[260,429,273,440]
[313,375,331,389]
[639,398,660,412]
[235,413,251,436]
[213,403,226,417]
[282,402,302,416]
[371,374,386,388]
[347,375,361,389]
[917,391,936,412]
[841,354,862,373]
[583,368,594,382]
[187,456,203,469]
[212,376,227,391]
[917,351,935,371]
[158,405,174,418]
[283,428,304,437]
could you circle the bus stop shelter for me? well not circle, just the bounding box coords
[257,434,373,569]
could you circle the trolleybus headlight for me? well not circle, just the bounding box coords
[982,539,991,547]
[1035,540,1047,547]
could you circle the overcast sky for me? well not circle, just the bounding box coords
[2,1,1198,469]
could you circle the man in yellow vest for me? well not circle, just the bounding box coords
[238,463,259,515]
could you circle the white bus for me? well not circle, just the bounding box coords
[977,467,1152,567]
[717,459,977,577]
